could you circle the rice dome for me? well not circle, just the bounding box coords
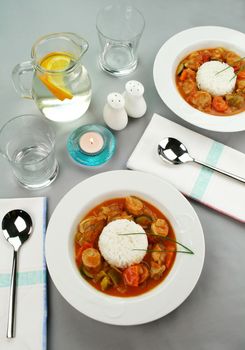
[98,219,148,268]
[196,61,236,96]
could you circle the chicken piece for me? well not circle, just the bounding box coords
[150,261,166,280]
[125,196,144,216]
[138,263,150,284]
[184,68,196,80]
[210,47,224,61]
[79,216,106,243]
[237,80,245,93]
[182,79,196,95]
[151,218,169,237]
[100,203,123,222]
[151,243,166,265]
[189,91,212,110]
[184,52,203,71]
[225,51,241,66]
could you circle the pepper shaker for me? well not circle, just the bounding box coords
[103,92,128,131]
[123,80,147,118]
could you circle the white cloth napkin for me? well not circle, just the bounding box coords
[0,197,47,350]
[127,114,245,223]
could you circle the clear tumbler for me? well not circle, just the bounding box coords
[96,3,145,76]
[0,115,59,189]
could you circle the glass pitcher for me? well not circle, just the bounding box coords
[12,33,92,122]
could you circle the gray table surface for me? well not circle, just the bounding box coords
[0,0,244,349]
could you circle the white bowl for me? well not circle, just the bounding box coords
[153,26,245,132]
[45,170,205,325]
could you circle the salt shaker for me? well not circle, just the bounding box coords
[103,92,128,131]
[123,80,147,118]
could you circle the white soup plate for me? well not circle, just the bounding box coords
[45,170,205,325]
[153,26,245,132]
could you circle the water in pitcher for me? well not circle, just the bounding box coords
[32,52,92,122]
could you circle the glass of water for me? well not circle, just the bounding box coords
[96,3,145,76]
[0,114,59,189]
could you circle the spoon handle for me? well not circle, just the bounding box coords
[194,159,245,184]
[7,249,18,338]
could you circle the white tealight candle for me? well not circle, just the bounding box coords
[79,131,104,155]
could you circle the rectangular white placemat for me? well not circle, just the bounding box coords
[0,197,47,350]
[127,114,245,223]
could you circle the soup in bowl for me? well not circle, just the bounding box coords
[74,196,177,297]
[176,47,245,116]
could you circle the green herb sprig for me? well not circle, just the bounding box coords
[215,56,245,81]
[118,232,194,255]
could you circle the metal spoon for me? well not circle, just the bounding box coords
[2,210,32,338]
[158,137,245,183]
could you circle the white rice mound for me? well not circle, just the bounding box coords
[196,61,236,96]
[98,219,148,269]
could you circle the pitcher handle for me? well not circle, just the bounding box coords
[12,61,34,99]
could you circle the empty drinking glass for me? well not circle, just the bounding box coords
[0,115,59,189]
[96,3,145,76]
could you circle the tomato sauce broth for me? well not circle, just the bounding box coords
[74,197,176,297]
[176,48,245,116]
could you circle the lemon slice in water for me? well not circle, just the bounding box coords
[39,52,73,101]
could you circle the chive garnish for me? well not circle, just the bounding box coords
[133,249,193,255]
[215,56,245,76]
[117,232,194,255]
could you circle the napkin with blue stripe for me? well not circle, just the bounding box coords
[0,197,47,350]
[127,114,245,223]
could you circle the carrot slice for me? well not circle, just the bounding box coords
[179,69,188,81]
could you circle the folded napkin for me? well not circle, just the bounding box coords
[127,114,245,223]
[0,197,47,350]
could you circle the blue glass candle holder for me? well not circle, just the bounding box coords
[67,124,116,166]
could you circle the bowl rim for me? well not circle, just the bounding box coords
[45,170,205,325]
[153,26,245,132]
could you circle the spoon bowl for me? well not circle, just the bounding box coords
[2,210,33,251]
[158,137,193,165]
